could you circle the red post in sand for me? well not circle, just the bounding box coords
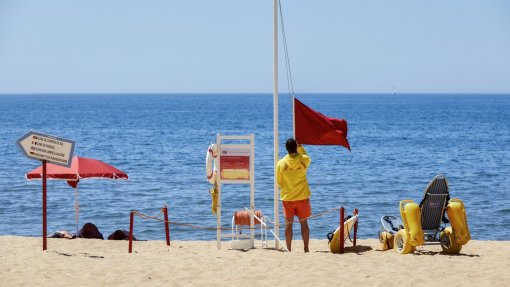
[339,206,345,254]
[128,210,134,253]
[42,160,47,251]
[353,208,359,247]
[163,205,170,246]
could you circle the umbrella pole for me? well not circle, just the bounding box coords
[75,187,79,235]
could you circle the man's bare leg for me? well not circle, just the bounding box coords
[285,217,293,252]
[300,220,309,252]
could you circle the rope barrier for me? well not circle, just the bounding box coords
[128,205,358,254]
[132,205,344,231]
[133,211,233,231]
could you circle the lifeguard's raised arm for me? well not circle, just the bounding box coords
[297,145,311,168]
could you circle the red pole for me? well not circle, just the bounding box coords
[163,205,170,246]
[353,208,359,247]
[42,160,47,251]
[128,210,134,253]
[339,206,345,254]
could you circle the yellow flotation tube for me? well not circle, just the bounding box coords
[399,200,425,247]
[446,198,470,245]
[378,229,394,250]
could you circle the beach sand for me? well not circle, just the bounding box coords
[0,236,508,286]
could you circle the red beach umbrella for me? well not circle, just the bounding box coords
[26,156,128,234]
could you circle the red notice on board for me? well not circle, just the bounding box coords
[220,148,250,180]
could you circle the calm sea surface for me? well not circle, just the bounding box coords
[0,94,509,241]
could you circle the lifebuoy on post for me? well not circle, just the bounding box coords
[206,143,218,185]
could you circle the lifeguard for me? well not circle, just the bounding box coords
[276,137,312,252]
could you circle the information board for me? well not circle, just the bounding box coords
[219,147,251,181]
[17,131,75,167]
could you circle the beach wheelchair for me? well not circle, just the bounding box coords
[394,175,471,254]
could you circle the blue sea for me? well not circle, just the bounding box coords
[0,94,509,241]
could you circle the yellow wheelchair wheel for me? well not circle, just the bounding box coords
[440,227,462,254]
[394,229,414,254]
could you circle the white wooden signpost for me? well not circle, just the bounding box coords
[17,131,75,168]
[17,131,75,251]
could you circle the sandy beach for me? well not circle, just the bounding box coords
[0,236,508,286]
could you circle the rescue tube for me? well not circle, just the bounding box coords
[399,200,424,247]
[446,198,470,246]
[328,215,358,253]
[206,143,217,184]
[209,185,218,214]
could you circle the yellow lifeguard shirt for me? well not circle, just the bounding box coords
[277,146,311,201]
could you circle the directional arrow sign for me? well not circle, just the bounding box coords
[17,131,75,167]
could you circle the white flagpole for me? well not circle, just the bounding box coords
[292,95,296,139]
[273,0,280,250]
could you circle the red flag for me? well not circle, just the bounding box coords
[294,98,350,151]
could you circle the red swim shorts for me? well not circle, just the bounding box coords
[282,198,311,220]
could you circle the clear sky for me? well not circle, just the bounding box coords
[1,0,509,94]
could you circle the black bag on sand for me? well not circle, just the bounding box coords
[108,229,135,241]
[78,223,104,239]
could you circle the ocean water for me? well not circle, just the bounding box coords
[0,94,509,241]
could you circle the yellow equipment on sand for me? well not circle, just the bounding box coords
[378,215,403,251]
[328,214,358,253]
[394,175,470,255]
[395,198,470,254]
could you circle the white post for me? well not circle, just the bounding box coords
[273,0,280,250]
[216,133,222,250]
[292,96,296,139]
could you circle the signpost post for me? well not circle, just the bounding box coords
[42,160,47,250]
[17,131,75,251]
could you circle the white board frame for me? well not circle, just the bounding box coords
[216,134,255,250]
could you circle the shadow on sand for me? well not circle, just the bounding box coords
[413,249,480,257]
[314,244,372,255]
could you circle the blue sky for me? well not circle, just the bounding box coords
[1,0,509,94]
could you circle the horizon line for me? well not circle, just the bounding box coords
[1,92,510,96]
